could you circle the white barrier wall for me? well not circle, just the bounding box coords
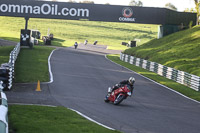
[0,43,21,133]
[120,53,200,91]
[1,43,20,90]
[0,88,8,133]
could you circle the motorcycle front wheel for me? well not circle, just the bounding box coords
[104,94,110,103]
[114,93,126,105]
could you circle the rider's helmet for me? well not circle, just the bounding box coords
[128,77,135,85]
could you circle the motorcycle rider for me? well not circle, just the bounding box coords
[74,42,78,49]
[109,77,135,93]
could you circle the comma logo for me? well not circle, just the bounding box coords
[119,7,135,22]
[122,7,133,18]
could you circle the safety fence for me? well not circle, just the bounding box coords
[120,53,200,91]
[0,43,20,133]
[0,82,8,133]
[0,43,20,90]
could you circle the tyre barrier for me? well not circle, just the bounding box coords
[0,43,20,90]
[0,83,8,133]
[120,53,200,91]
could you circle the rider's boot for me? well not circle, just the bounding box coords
[108,87,112,94]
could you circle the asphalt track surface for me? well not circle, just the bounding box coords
[0,39,17,46]
[49,46,200,133]
[5,44,200,133]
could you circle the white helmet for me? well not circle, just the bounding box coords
[128,77,135,85]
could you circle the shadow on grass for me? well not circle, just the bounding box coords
[37,38,66,47]
[0,36,19,43]
[51,38,66,47]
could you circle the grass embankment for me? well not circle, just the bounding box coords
[0,46,54,83]
[0,46,15,65]
[0,16,158,50]
[107,55,200,101]
[9,105,120,133]
[124,26,200,76]
[14,46,55,83]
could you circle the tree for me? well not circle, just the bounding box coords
[165,3,177,11]
[184,8,196,13]
[194,0,200,24]
[129,0,143,6]
[184,8,190,12]
[190,8,196,12]
[68,0,77,3]
[79,1,94,4]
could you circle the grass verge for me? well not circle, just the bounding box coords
[0,46,15,65]
[9,105,120,133]
[124,26,200,76]
[107,54,200,102]
[14,46,55,83]
[0,16,158,50]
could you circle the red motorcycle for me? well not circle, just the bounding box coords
[104,85,132,105]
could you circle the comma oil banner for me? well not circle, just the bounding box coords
[0,0,196,25]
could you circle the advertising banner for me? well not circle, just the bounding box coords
[0,0,196,25]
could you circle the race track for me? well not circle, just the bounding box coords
[48,47,200,133]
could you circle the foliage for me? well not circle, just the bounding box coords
[165,3,177,11]
[189,21,194,28]
[129,0,143,6]
[79,0,94,4]
[67,0,77,3]
[194,0,200,24]
[184,8,196,12]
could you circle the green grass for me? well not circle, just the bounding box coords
[107,54,200,101]
[0,46,15,65]
[124,26,200,76]
[0,16,158,50]
[14,46,55,83]
[9,105,120,133]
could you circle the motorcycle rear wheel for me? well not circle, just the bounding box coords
[114,93,126,105]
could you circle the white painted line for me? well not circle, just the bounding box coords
[69,108,115,131]
[47,49,57,83]
[105,55,200,104]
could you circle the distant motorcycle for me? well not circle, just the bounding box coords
[104,85,132,105]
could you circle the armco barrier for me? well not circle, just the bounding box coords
[120,53,200,91]
[0,43,20,90]
[0,85,8,133]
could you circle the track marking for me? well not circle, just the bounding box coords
[69,108,115,131]
[47,49,57,83]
